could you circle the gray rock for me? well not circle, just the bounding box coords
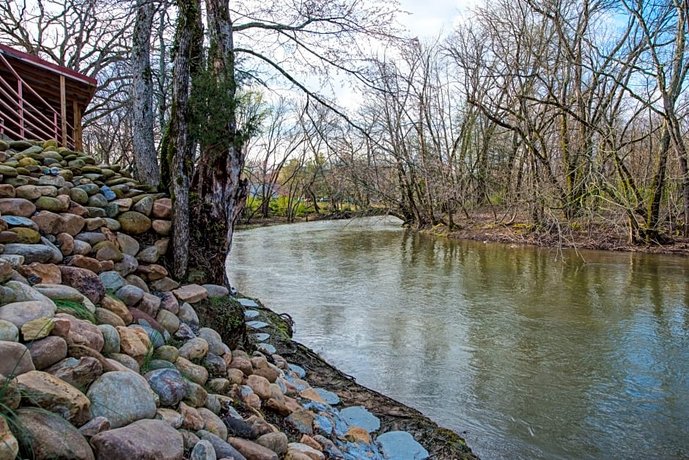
[197,430,246,460]
[29,336,67,370]
[0,300,55,328]
[202,284,229,298]
[87,371,157,428]
[0,319,19,341]
[90,419,183,460]
[0,341,35,376]
[137,246,160,263]
[75,231,106,245]
[99,270,127,292]
[14,407,94,460]
[191,440,217,460]
[377,431,429,460]
[145,368,188,407]
[6,280,56,304]
[3,243,55,263]
[178,302,199,327]
[116,232,140,256]
[114,253,138,276]
[237,298,258,308]
[256,432,289,456]
[198,327,225,356]
[98,324,120,354]
[115,284,144,306]
[33,283,84,301]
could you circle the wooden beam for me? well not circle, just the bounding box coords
[59,75,66,147]
[73,100,82,151]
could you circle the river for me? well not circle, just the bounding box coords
[226,216,689,459]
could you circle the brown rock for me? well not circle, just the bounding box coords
[79,416,110,438]
[31,210,62,234]
[150,276,180,292]
[229,437,279,460]
[95,307,125,327]
[256,432,289,456]
[100,295,132,324]
[299,388,326,404]
[90,419,183,460]
[60,266,105,303]
[136,292,161,317]
[172,284,208,303]
[117,326,150,362]
[117,211,151,235]
[0,198,36,217]
[19,262,62,284]
[247,374,273,400]
[45,356,103,390]
[0,416,18,460]
[128,308,165,333]
[152,198,172,219]
[56,232,75,255]
[152,219,171,236]
[158,291,179,314]
[179,401,205,431]
[14,407,94,460]
[53,313,104,351]
[229,356,253,376]
[68,254,103,273]
[137,263,168,281]
[16,370,91,425]
[60,213,86,236]
[344,426,371,444]
[0,341,35,376]
[0,184,16,198]
[29,335,68,370]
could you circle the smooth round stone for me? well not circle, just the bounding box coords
[99,271,127,292]
[116,284,144,306]
[376,431,430,460]
[198,328,225,356]
[98,324,121,354]
[117,211,151,235]
[15,408,94,460]
[153,345,179,363]
[0,300,56,328]
[0,319,19,341]
[146,359,176,371]
[145,368,187,407]
[87,371,157,428]
[69,187,89,205]
[90,419,183,460]
[288,364,307,379]
[1,215,37,228]
[178,337,209,361]
[190,439,216,460]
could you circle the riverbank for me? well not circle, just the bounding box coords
[241,296,478,459]
[426,211,689,256]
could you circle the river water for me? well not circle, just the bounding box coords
[226,216,689,459]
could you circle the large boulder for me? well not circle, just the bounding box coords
[90,419,183,460]
[14,407,94,460]
[0,341,35,376]
[117,211,151,235]
[145,368,187,407]
[0,300,55,328]
[87,371,157,428]
[16,370,91,425]
[60,266,105,303]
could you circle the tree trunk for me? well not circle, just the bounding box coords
[166,0,202,280]
[187,0,247,286]
[131,0,160,187]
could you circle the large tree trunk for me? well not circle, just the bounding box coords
[131,0,160,187]
[166,0,203,279]
[186,0,247,286]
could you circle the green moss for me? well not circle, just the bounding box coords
[193,296,246,349]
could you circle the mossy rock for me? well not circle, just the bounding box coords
[192,296,246,350]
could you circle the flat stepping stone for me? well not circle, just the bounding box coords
[288,363,306,379]
[253,333,270,342]
[340,406,380,433]
[244,310,260,320]
[377,431,429,460]
[246,320,269,330]
[315,388,340,405]
[237,298,258,308]
[257,343,276,354]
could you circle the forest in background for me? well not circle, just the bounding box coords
[2,0,689,278]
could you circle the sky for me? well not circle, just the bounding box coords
[398,0,482,39]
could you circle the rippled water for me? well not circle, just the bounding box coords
[226,216,689,459]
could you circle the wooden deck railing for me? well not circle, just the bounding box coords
[0,52,76,149]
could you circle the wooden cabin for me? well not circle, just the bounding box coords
[0,44,97,150]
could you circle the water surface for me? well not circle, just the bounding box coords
[227,217,689,459]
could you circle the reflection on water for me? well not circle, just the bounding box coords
[226,217,689,459]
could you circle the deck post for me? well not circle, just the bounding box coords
[60,75,67,147]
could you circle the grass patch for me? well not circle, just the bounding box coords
[53,299,95,323]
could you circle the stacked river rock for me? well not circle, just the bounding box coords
[0,139,429,460]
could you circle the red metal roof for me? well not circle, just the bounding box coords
[0,43,97,87]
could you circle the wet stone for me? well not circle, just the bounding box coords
[247,321,269,330]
